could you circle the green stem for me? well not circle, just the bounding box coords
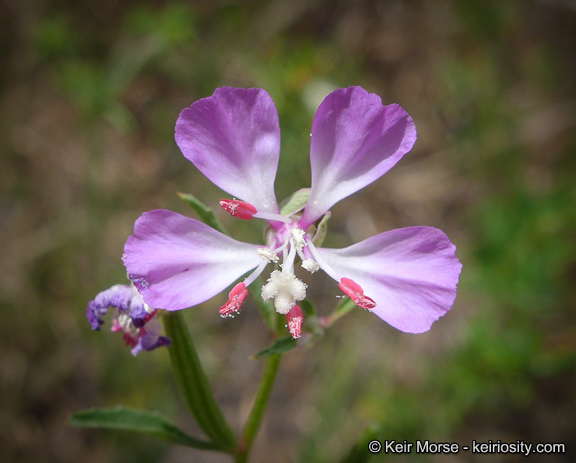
[235,354,282,463]
[163,311,237,451]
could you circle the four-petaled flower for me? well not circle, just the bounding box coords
[122,86,462,337]
[87,284,170,355]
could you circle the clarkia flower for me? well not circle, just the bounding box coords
[87,284,170,355]
[123,86,462,336]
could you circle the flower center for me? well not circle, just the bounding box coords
[219,198,377,332]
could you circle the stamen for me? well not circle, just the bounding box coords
[220,199,292,223]
[339,277,376,310]
[243,260,269,288]
[220,199,257,220]
[305,237,340,281]
[219,282,248,317]
[290,228,307,251]
[253,210,292,224]
[286,305,303,339]
[257,248,279,263]
[301,258,320,273]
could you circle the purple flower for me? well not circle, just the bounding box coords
[87,284,170,355]
[123,86,462,335]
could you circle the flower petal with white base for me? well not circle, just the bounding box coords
[313,227,462,333]
[300,86,416,227]
[123,209,262,310]
[175,87,281,212]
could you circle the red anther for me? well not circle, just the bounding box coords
[219,199,257,220]
[219,282,248,317]
[339,277,376,310]
[286,305,303,339]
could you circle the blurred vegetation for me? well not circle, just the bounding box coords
[1,1,575,462]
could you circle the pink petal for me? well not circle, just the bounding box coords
[175,87,280,212]
[301,86,416,227]
[123,210,262,310]
[315,227,462,333]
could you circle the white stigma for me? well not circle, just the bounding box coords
[301,258,320,273]
[257,247,279,263]
[261,270,307,314]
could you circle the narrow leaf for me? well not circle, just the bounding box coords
[178,192,228,235]
[163,311,237,450]
[70,407,218,450]
[251,336,297,360]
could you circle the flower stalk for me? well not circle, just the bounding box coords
[235,353,282,463]
[163,311,237,451]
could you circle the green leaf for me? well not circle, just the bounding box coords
[163,312,237,451]
[178,192,228,235]
[251,336,297,360]
[279,188,311,216]
[70,407,219,450]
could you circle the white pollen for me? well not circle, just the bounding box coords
[290,228,307,251]
[257,248,279,263]
[301,258,320,273]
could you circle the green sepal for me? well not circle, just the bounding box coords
[312,211,331,247]
[163,311,237,451]
[69,406,219,450]
[177,192,228,235]
[251,336,297,360]
[279,188,311,217]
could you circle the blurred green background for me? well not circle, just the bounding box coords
[1,1,575,462]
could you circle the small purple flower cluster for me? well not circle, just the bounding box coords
[87,284,169,355]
